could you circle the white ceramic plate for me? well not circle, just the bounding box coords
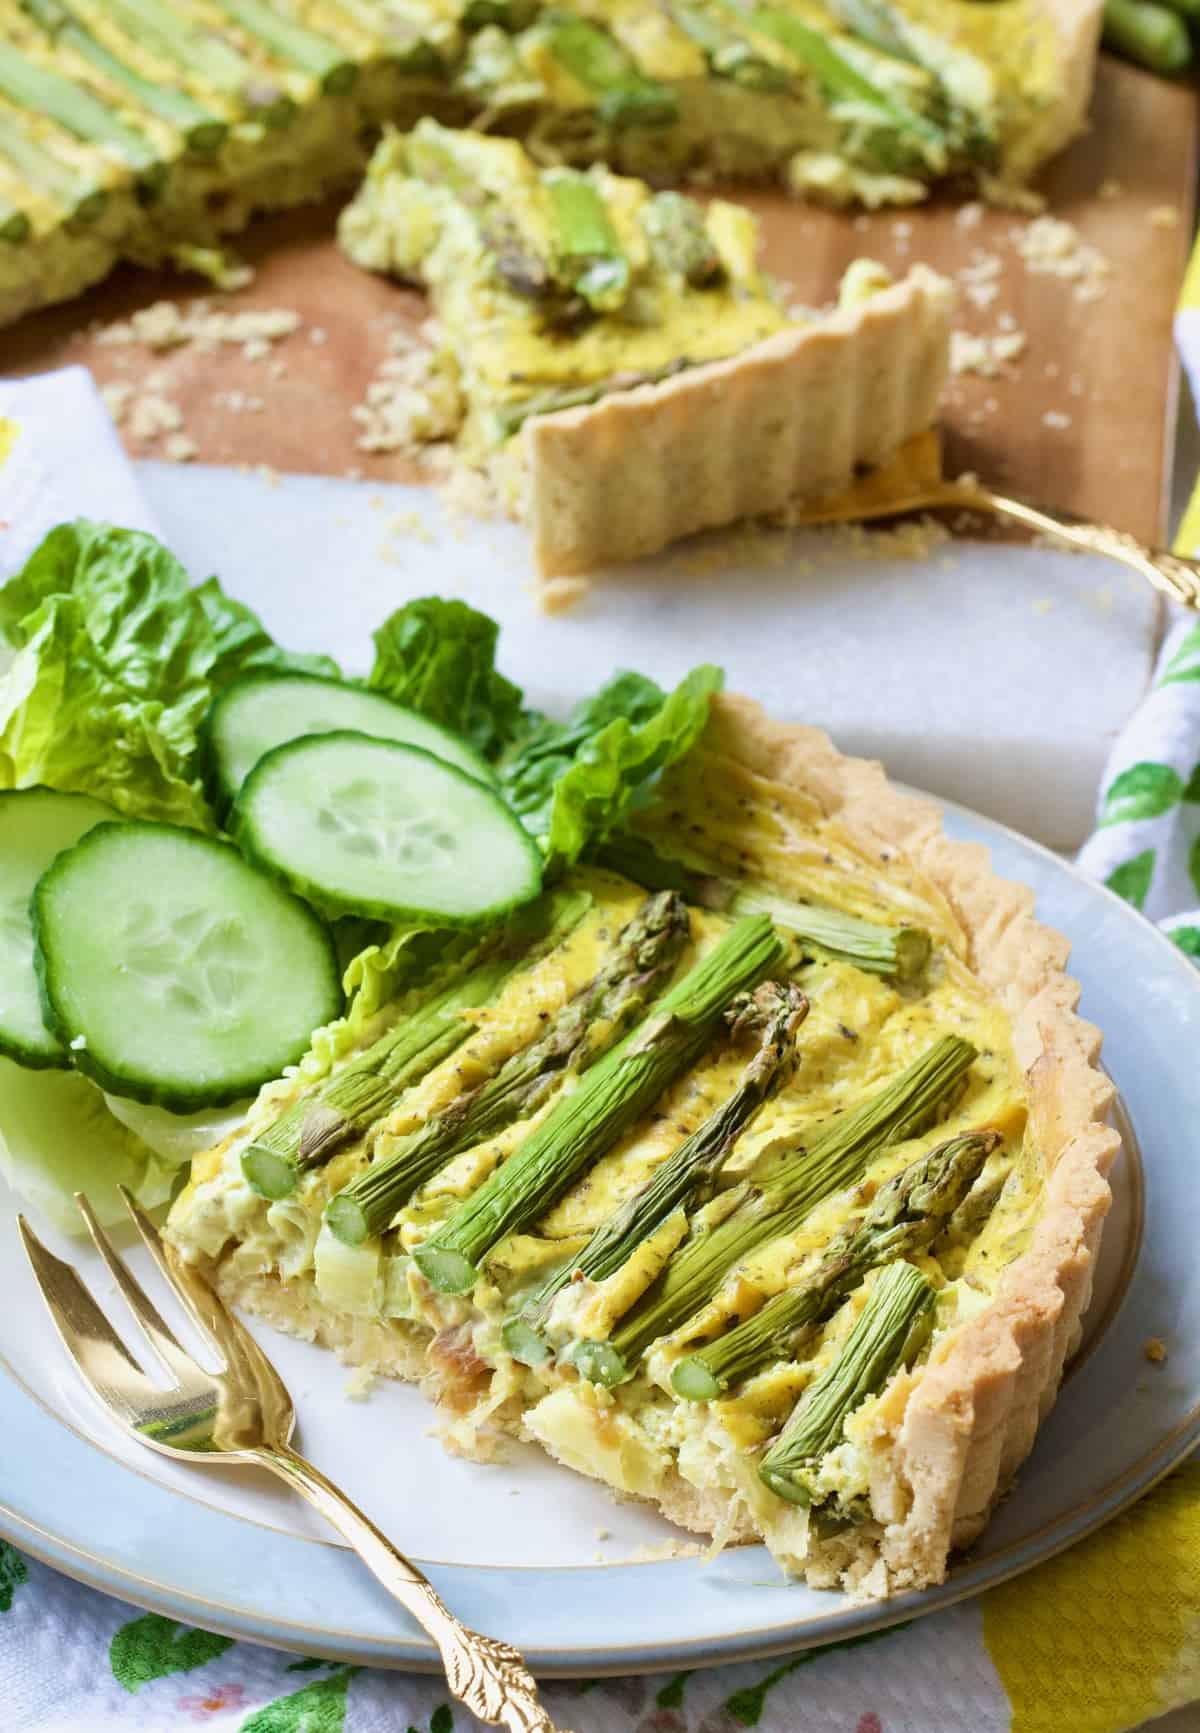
[2,792,1198,1675]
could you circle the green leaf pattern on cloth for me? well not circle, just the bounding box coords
[0,1542,28,1612]
[109,1613,233,1693]
[239,1667,355,1731]
[1078,614,1200,952]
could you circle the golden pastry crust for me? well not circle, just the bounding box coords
[1017,0,1105,184]
[525,265,956,579]
[702,692,1118,1591]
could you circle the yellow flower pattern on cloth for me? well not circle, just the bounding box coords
[983,1461,1200,1733]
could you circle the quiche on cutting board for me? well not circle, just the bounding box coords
[0,0,1101,326]
[166,694,1116,1598]
[339,120,957,576]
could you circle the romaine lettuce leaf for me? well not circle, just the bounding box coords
[500,665,723,868]
[0,520,337,828]
[368,597,525,761]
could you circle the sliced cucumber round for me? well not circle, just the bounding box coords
[0,788,121,1070]
[33,821,343,1112]
[233,732,543,927]
[205,672,494,811]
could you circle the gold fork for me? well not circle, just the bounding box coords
[18,1189,567,1733]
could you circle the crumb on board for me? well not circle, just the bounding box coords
[1042,410,1072,431]
[164,432,197,463]
[128,392,183,442]
[1144,1337,1168,1364]
[1012,216,1111,303]
[1148,206,1180,230]
[950,327,1027,377]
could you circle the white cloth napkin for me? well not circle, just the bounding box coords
[2,363,1199,1733]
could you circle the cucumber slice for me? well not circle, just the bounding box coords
[206,672,495,811]
[234,732,544,927]
[0,788,120,1070]
[33,822,343,1112]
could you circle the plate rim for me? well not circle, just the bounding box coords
[1,786,1198,1675]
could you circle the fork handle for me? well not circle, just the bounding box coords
[256,1443,566,1733]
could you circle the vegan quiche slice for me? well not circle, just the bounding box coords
[339,121,957,577]
[167,694,1116,1598]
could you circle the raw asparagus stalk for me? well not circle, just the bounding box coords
[538,13,679,127]
[596,832,930,981]
[104,0,295,126]
[240,953,521,1201]
[504,979,808,1366]
[414,913,785,1293]
[668,0,788,89]
[640,191,725,287]
[0,192,30,242]
[544,168,629,313]
[0,37,164,188]
[758,1259,935,1506]
[587,1033,976,1384]
[672,1128,997,1398]
[1102,0,1192,71]
[326,891,692,1245]
[210,0,360,92]
[0,103,106,222]
[19,0,229,154]
[742,7,947,161]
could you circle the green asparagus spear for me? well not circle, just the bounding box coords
[538,12,679,127]
[504,979,808,1366]
[103,0,295,126]
[414,913,785,1293]
[19,0,229,154]
[741,7,947,164]
[0,38,164,189]
[582,1033,975,1385]
[0,193,30,242]
[668,0,788,89]
[672,1128,997,1398]
[326,891,692,1245]
[210,0,359,92]
[0,105,105,223]
[758,1259,935,1506]
[494,362,690,438]
[595,832,930,981]
[241,954,520,1201]
[1102,0,1192,72]
[543,168,629,312]
[640,192,726,287]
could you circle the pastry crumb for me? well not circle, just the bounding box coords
[128,392,183,441]
[1031,598,1054,615]
[629,1540,707,1563]
[1098,178,1123,202]
[164,432,197,463]
[594,1526,611,1541]
[540,576,592,614]
[1013,216,1111,303]
[1042,410,1072,431]
[1148,205,1179,229]
[950,328,1027,377]
[1144,1337,1168,1364]
[100,380,134,425]
[345,1366,377,1399]
[96,298,303,353]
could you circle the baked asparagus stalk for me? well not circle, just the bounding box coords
[668,0,788,89]
[586,1033,976,1384]
[543,168,630,313]
[103,0,296,126]
[19,0,229,154]
[758,1259,935,1507]
[1102,0,1192,71]
[325,891,691,1245]
[0,106,106,225]
[210,0,359,93]
[241,953,522,1201]
[414,913,786,1293]
[672,1128,997,1398]
[536,12,678,127]
[640,191,726,287]
[504,979,808,1365]
[596,832,930,981]
[0,37,164,190]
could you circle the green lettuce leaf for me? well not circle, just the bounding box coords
[367,597,525,761]
[0,521,338,827]
[500,665,723,868]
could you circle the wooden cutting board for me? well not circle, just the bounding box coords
[3,55,1196,543]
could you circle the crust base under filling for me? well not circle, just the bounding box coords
[193,694,1117,1599]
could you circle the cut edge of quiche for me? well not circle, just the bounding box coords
[167,691,1118,1600]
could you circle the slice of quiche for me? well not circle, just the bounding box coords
[339,121,956,577]
[166,694,1117,1598]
